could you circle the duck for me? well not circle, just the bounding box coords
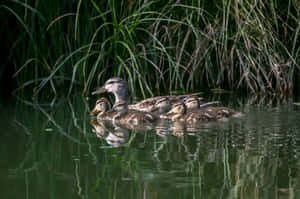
[92,77,129,103]
[184,95,220,110]
[160,101,242,123]
[90,98,111,116]
[129,96,172,115]
[202,106,244,120]
[91,97,157,129]
[92,77,211,115]
[160,102,215,123]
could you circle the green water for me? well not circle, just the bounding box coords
[2,95,300,199]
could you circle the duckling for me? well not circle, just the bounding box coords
[129,94,207,115]
[160,102,220,123]
[202,106,244,120]
[129,96,171,115]
[111,101,157,127]
[184,96,220,110]
[90,98,111,116]
[184,96,200,109]
[90,97,115,120]
[93,97,157,130]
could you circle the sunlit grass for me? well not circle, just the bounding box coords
[2,0,299,99]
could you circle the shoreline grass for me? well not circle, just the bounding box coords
[1,0,299,99]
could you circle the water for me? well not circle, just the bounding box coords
[1,95,300,199]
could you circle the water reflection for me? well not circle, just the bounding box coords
[2,95,300,199]
[90,119,130,147]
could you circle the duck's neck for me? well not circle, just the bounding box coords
[113,86,129,104]
[112,102,128,122]
[112,101,129,113]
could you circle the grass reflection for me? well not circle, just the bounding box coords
[3,96,300,198]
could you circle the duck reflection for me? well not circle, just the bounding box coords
[171,121,186,137]
[90,119,129,147]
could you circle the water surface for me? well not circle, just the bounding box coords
[1,95,300,199]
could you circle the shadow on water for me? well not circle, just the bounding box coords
[1,94,300,199]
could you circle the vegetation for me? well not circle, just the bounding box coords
[1,0,300,98]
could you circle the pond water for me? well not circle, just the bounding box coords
[1,94,300,199]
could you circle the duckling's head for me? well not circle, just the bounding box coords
[90,98,111,116]
[184,96,199,109]
[171,102,186,114]
[92,77,129,103]
[162,102,186,121]
[152,97,171,113]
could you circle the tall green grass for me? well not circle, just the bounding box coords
[2,0,299,98]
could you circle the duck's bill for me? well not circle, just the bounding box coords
[92,87,107,95]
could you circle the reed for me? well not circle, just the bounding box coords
[2,0,299,98]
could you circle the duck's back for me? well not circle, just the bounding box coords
[129,96,171,114]
[203,107,243,118]
[119,109,157,125]
[183,110,215,123]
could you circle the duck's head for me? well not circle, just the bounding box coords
[92,77,129,103]
[184,96,199,109]
[90,97,111,116]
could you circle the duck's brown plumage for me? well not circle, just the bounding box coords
[161,102,242,123]
[201,106,244,120]
[91,77,242,125]
[90,98,111,116]
[92,98,157,129]
[92,78,208,115]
